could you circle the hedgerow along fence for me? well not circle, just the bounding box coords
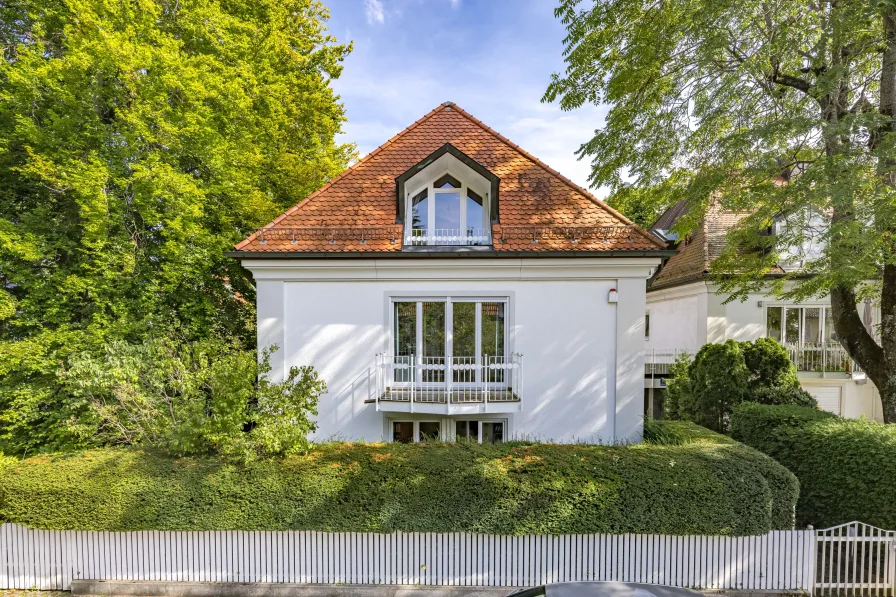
[0,522,893,594]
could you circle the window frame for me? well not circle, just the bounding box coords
[764,303,836,346]
[405,168,490,246]
[390,297,509,388]
[454,418,507,444]
[389,419,444,443]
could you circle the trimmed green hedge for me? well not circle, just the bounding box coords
[731,403,896,528]
[0,431,797,536]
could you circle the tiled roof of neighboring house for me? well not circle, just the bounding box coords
[234,102,667,255]
[649,202,756,290]
[650,199,689,233]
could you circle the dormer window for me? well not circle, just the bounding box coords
[407,171,490,246]
[397,144,499,249]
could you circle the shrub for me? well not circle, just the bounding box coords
[665,338,816,429]
[642,418,689,445]
[663,352,693,421]
[679,340,749,432]
[61,337,325,462]
[0,431,798,535]
[750,386,817,407]
[731,403,896,528]
[743,337,802,389]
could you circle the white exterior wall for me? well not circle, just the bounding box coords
[646,282,883,421]
[245,257,659,443]
[645,282,709,353]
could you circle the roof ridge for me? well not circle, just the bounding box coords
[235,104,451,250]
[445,103,665,250]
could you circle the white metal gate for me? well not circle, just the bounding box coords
[815,522,896,596]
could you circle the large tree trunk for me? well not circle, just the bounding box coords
[831,6,896,424]
[830,283,894,422]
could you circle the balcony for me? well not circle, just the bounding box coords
[374,354,523,414]
[784,342,864,377]
[644,343,863,380]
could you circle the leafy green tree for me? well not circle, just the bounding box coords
[0,0,352,452]
[545,0,896,422]
[680,340,750,433]
[662,352,692,421]
[64,338,325,462]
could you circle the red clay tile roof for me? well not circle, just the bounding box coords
[235,103,667,254]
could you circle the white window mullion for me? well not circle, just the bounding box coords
[460,184,468,238]
[427,184,436,244]
[475,302,482,385]
[416,302,423,384]
[446,300,454,397]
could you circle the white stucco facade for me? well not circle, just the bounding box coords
[646,281,883,421]
[245,257,659,443]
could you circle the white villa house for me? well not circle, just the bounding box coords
[644,202,884,421]
[231,103,672,443]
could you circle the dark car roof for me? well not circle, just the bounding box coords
[544,582,703,597]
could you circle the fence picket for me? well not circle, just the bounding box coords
[0,522,892,593]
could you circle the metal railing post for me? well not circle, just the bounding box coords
[446,355,453,406]
[484,354,489,404]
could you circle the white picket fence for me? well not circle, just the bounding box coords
[0,522,893,593]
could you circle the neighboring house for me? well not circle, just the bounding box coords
[231,103,672,443]
[644,201,883,421]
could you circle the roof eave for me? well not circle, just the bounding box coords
[227,249,678,260]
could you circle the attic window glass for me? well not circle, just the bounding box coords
[411,189,429,240]
[466,189,485,244]
[406,171,490,246]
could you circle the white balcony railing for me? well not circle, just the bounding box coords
[784,342,863,375]
[644,349,690,375]
[374,354,523,407]
[405,228,491,247]
[644,343,863,376]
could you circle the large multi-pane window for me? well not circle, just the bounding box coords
[766,305,838,344]
[393,298,507,385]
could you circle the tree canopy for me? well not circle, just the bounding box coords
[545,0,896,421]
[0,0,353,453]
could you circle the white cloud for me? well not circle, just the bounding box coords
[449,0,461,8]
[364,0,385,25]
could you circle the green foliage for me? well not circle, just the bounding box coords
[544,0,891,299]
[61,337,324,462]
[666,339,816,429]
[663,352,693,421]
[679,341,749,433]
[0,0,353,454]
[606,177,685,229]
[0,434,797,535]
[743,338,801,390]
[750,386,817,408]
[642,418,689,445]
[731,403,896,528]
[544,0,896,420]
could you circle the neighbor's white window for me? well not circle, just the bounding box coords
[766,305,837,345]
[407,172,489,246]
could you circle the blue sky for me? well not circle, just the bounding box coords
[324,0,608,194]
